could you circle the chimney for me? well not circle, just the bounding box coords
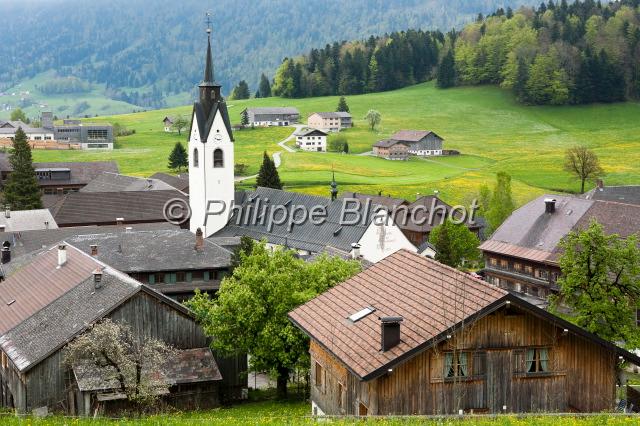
[4,206,9,219]
[1,242,10,264]
[380,316,403,352]
[597,179,604,191]
[90,244,98,256]
[93,267,103,289]
[116,217,124,226]
[350,243,361,259]
[57,244,67,268]
[195,227,204,251]
[44,221,49,229]
[544,198,556,214]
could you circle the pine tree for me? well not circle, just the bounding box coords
[240,109,249,126]
[343,142,349,153]
[513,56,530,103]
[231,80,250,100]
[437,50,456,88]
[168,142,188,172]
[3,128,43,210]
[256,151,282,189]
[336,96,350,113]
[257,74,272,98]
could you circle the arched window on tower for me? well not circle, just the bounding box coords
[193,148,199,167]
[213,148,224,168]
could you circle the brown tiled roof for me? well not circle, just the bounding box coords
[289,250,508,380]
[0,244,101,335]
[390,130,443,143]
[478,240,553,263]
[51,190,187,226]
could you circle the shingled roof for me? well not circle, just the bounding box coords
[585,185,640,206]
[480,194,640,263]
[390,130,443,143]
[51,190,187,226]
[80,172,176,193]
[0,243,195,373]
[149,172,190,193]
[289,249,640,381]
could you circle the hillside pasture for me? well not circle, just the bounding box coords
[28,82,640,205]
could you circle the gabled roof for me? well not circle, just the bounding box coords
[65,229,232,272]
[149,172,190,192]
[339,191,408,211]
[189,100,235,144]
[213,187,373,253]
[0,209,57,232]
[311,112,352,119]
[80,172,176,193]
[51,190,187,226]
[74,347,222,392]
[372,139,408,148]
[33,160,119,186]
[295,128,328,137]
[0,243,195,373]
[585,185,640,206]
[480,195,640,263]
[289,250,640,381]
[243,107,300,115]
[391,130,444,142]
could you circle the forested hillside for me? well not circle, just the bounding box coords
[272,0,640,106]
[0,0,536,110]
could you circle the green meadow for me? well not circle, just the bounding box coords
[30,82,640,206]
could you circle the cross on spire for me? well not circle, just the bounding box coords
[205,11,212,34]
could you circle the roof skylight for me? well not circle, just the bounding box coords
[348,306,375,323]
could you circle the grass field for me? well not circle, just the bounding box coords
[28,82,640,206]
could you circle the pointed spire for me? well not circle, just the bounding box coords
[203,31,214,85]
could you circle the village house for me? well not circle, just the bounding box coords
[372,139,409,160]
[241,107,300,126]
[0,154,119,197]
[163,116,174,132]
[0,120,54,141]
[295,128,328,152]
[390,130,444,156]
[307,112,352,132]
[584,180,640,206]
[52,119,114,150]
[339,192,482,247]
[0,243,247,415]
[0,208,57,233]
[213,186,418,263]
[480,195,640,302]
[289,249,640,416]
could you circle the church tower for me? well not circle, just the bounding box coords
[188,21,235,237]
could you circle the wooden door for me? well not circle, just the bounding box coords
[486,350,512,413]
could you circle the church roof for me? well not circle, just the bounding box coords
[190,100,234,143]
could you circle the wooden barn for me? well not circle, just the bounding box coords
[0,243,247,415]
[289,250,640,416]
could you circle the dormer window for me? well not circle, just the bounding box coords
[213,148,224,168]
[193,148,199,167]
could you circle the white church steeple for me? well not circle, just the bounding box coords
[188,17,235,238]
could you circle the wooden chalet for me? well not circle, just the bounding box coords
[289,250,640,416]
[0,243,247,415]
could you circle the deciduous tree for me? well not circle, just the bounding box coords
[2,128,42,210]
[551,220,640,346]
[364,109,381,131]
[429,219,480,268]
[564,145,604,194]
[485,172,515,235]
[63,319,176,405]
[171,115,188,135]
[186,241,360,399]
[10,108,28,123]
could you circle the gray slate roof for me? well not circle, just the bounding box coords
[585,185,640,206]
[0,209,58,232]
[312,112,351,119]
[372,139,407,148]
[213,187,373,253]
[295,128,328,137]
[149,172,190,192]
[245,107,300,115]
[0,222,178,261]
[65,229,232,272]
[80,172,176,193]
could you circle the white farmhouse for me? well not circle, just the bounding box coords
[295,128,328,152]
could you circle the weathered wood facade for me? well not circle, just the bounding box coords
[310,305,618,416]
[483,252,561,300]
[0,289,247,414]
